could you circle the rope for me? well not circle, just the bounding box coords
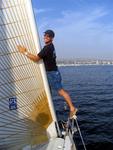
[59,114,87,150]
[75,118,87,150]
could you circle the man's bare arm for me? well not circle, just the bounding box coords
[25,52,41,62]
[17,45,41,62]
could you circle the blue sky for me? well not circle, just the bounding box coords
[32,0,113,59]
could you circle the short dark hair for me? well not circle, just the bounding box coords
[44,30,55,38]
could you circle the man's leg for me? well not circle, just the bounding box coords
[58,88,77,113]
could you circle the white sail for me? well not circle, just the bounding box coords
[0,0,59,149]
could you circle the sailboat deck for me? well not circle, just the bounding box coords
[36,138,64,150]
[35,137,77,150]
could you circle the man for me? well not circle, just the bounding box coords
[17,29,77,118]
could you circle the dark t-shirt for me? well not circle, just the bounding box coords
[38,43,58,71]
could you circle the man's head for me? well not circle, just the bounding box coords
[44,30,55,44]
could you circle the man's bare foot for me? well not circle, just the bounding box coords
[69,108,78,119]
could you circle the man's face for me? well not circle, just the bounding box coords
[44,34,53,44]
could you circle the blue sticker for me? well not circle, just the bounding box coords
[9,97,17,110]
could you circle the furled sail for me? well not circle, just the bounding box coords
[0,0,58,149]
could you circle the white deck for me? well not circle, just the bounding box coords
[47,138,64,150]
[35,138,64,150]
[31,137,77,150]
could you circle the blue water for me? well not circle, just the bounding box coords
[52,65,113,150]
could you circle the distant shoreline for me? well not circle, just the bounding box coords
[58,64,113,67]
[57,59,113,66]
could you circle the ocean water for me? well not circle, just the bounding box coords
[52,65,113,150]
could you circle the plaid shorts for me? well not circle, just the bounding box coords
[47,70,63,91]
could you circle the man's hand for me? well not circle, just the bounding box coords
[17,45,27,54]
[17,45,41,62]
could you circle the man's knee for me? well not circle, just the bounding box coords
[58,88,67,96]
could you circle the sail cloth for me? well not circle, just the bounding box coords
[0,0,58,149]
